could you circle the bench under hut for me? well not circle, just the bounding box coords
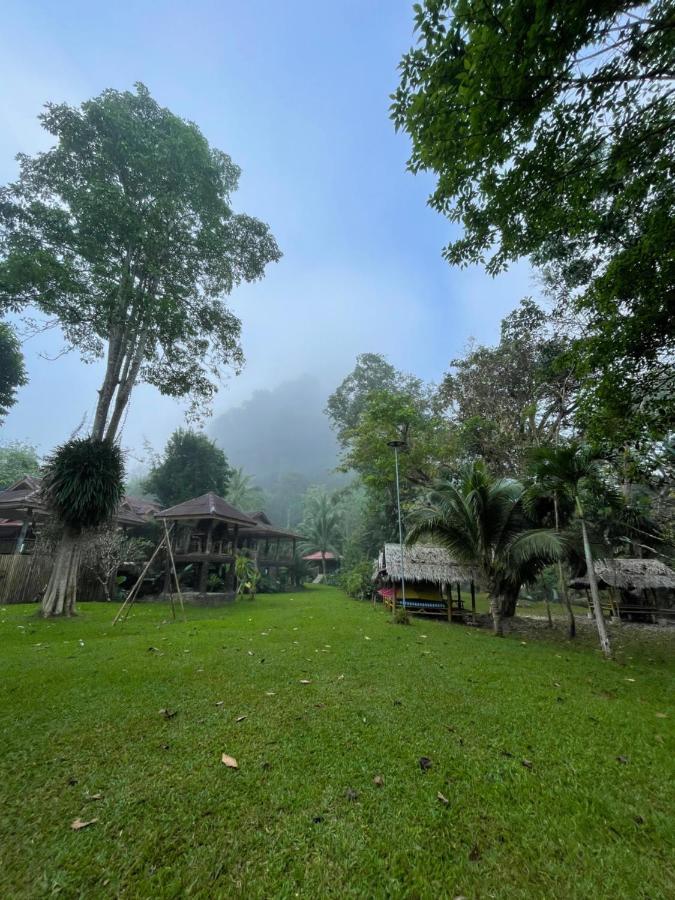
[569,558,675,622]
[375,542,476,619]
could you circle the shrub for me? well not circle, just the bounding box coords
[341,560,373,600]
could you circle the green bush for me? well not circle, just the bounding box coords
[341,560,373,600]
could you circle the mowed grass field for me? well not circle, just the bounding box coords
[1,586,673,899]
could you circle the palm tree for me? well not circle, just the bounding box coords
[300,490,342,576]
[527,444,612,657]
[407,461,561,636]
[226,466,264,511]
[234,553,259,600]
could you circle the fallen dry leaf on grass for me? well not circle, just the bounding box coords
[437,792,449,806]
[236,715,247,723]
[299,679,311,684]
[345,787,359,801]
[159,708,177,719]
[86,793,103,801]
[215,701,224,706]
[655,712,667,718]
[373,775,384,787]
[221,754,239,769]
[616,755,630,764]
[521,759,533,769]
[419,756,433,771]
[71,818,98,830]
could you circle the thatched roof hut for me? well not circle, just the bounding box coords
[377,543,475,585]
[570,558,675,592]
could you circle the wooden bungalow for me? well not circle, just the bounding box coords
[374,542,477,620]
[0,476,156,555]
[0,475,159,603]
[156,492,257,595]
[569,558,675,622]
[156,496,304,596]
[238,511,303,576]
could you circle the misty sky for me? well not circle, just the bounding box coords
[0,0,537,464]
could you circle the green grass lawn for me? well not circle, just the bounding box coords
[1,587,673,899]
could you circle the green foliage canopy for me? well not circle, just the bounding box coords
[144,429,232,509]
[392,1,675,441]
[0,83,281,440]
[0,321,26,423]
[439,299,577,474]
[0,440,40,489]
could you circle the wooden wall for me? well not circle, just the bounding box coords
[0,554,106,604]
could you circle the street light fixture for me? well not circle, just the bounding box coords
[387,438,407,621]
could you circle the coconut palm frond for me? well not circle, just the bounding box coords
[508,529,563,567]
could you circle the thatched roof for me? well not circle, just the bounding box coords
[571,558,675,591]
[377,543,475,585]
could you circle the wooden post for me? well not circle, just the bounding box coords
[470,579,476,617]
[15,516,29,554]
[199,520,214,595]
[164,519,185,619]
[113,530,169,624]
[456,582,462,609]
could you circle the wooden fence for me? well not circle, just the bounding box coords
[0,554,106,604]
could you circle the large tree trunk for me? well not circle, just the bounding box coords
[42,529,82,617]
[489,595,505,636]
[579,514,612,658]
[501,589,519,618]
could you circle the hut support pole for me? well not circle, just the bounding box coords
[456,582,462,609]
[470,579,476,618]
[15,516,29,554]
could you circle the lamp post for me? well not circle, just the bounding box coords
[387,438,407,621]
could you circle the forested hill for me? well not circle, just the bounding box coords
[209,375,341,488]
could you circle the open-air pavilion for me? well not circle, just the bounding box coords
[570,557,675,621]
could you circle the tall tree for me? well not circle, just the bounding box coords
[327,354,419,447]
[407,461,560,635]
[392,1,675,441]
[527,444,613,656]
[335,385,450,491]
[0,84,281,439]
[144,429,232,509]
[0,84,279,614]
[300,488,343,575]
[0,440,40,489]
[0,321,27,424]
[439,299,578,475]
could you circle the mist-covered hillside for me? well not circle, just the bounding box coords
[209,375,342,489]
